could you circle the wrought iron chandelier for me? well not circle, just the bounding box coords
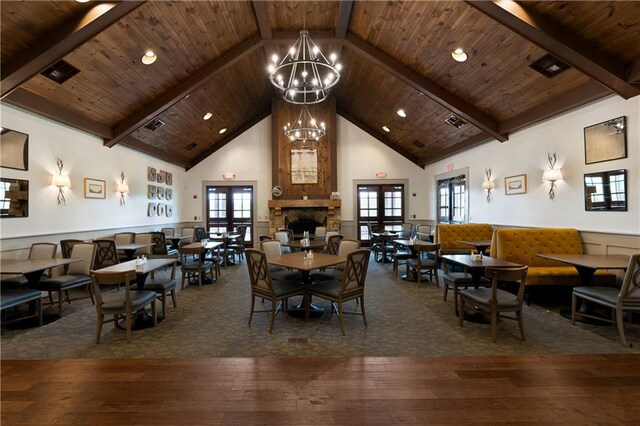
[284,106,326,144]
[267,29,342,105]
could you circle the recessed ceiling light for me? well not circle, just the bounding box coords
[203,112,213,120]
[76,0,90,3]
[382,126,390,132]
[397,109,406,118]
[141,50,157,65]
[219,128,227,134]
[451,48,468,62]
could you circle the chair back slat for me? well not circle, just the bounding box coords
[341,249,371,292]
[326,234,343,255]
[60,239,83,258]
[261,240,282,258]
[90,270,136,309]
[134,233,153,256]
[339,239,361,256]
[67,243,97,275]
[161,227,175,237]
[484,266,529,302]
[93,239,119,269]
[114,232,135,245]
[246,249,273,292]
[29,243,57,260]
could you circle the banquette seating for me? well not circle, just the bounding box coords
[435,223,493,255]
[490,228,617,287]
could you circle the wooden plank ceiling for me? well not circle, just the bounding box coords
[1,1,638,170]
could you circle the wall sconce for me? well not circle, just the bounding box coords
[222,172,236,180]
[51,157,70,205]
[117,172,129,206]
[481,168,495,202]
[542,153,563,199]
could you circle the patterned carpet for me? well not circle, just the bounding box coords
[2,258,638,359]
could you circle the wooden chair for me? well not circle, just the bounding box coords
[442,259,490,303]
[259,235,273,242]
[227,225,247,263]
[90,269,157,343]
[194,226,207,242]
[572,254,640,347]
[34,243,96,317]
[307,249,371,335]
[114,232,135,261]
[459,266,529,342]
[1,242,58,287]
[273,231,292,254]
[161,227,175,237]
[144,261,178,318]
[179,246,215,290]
[180,228,195,245]
[391,240,413,275]
[245,249,307,333]
[325,234,343,255]
[314,226,327,240]
[399,222,413,238]
[93,239,120,270]
[405,243,440,285]
[60,239,83,258]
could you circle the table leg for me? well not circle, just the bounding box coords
[117,271,164,330]
[286,270,324,319]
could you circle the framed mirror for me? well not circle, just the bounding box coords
[0,177,29,218]
[0,128,29,171]
[584,116,627,165]
[584,169,627,211]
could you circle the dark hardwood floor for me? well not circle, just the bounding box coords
[2,354,639,424]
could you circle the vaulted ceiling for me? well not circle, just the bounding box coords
[2,1,639,170]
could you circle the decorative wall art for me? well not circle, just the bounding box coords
[83,178,106,199]
[584,116,627,165]
[157,187,165,200]
[166,205,173,217]
[165,188,173,201]
[157,170,166,184]
[291,149,318,184]
[147,167,157,182]
[147,203,157,216]
[166,172,173,186]
[0,177,29,217]
[157,203,166,216]
[504,174,527,195]
[584,169,627,211]
[147,184,157,200]
[0,128,28,171]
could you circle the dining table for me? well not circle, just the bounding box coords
[281,239,327,251]
[181,241,224,284]
[392,239,433,281]
[96,258,178,329]
[166,235,190,250]
[456,239,492,255]
[535,253,630,285]
[115,243,155,261]
[267,252,346,318]
[208,233,241,266]
[1,258,80,286]
[371,231,398,263]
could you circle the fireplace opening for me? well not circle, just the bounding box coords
[285,216,326,234]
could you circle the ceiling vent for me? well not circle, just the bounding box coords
[445,114,466,128]
[144,119,165,131]
[186,142,197,151]
[412,140,425,148]
[530,53,570,78]
[41,60,79,84]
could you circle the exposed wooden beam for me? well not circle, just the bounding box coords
[335,1,354,39]
[121,137,192,169]
[265,31,341,46]
[186,109,272,171]
[629,60,640,84]
[337,108,425,169]
[105,35,263,148]
[423,133,493,166]
[344,33,507,143]
[500,80,611,134]
[467,0,640,100]
[1,1,145,98]
[3,88,113,139]
[252,0,272,40]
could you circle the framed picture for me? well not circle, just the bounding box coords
[165,188,173,201]
[147,167,157,182]
[584,169,627,211]
[157,187,165,200]
[147,203,157,217]
[584,116,627,164]
[0,128,28,171]
[0,177,29,217]
[83,178,106,199]
[166,172,173,186]
[166,205,173,217]
[504,174,527,195]
[157,170,166,184]
[147,185,157,200]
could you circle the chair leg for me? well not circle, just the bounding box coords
[337,302,346,336]
[58,290,63,318]
[459,297,465,327]
[95,313,104,344]
[171,289,177,308]
[443,284,449,301]
[516,310,526,341]
[360,295,367,327]
[181,272,186,290]
[616,308,628,347]
[160,292,167,318]
[268,299,276,333]
[37,298,43,327]
[248,296,256,325]
[434,268,440,287]
[125,313,132,343]
[491,310,498,343]
[571,293,577,324]
[151,300,157,326]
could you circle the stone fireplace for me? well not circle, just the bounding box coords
[267,199,341,235]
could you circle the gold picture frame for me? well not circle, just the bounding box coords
[83,178,106,199]
[504,174,527,195]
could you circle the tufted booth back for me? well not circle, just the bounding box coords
[435,223,493,253]
[492,228,583,267]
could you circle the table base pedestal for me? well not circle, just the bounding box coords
[118,310,164,330]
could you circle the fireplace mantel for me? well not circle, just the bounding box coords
[267,199,341,234]
[268,199,341,210]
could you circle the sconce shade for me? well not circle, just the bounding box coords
[542,169,563,182]
[117,183,129,194]
[52,174,70,188]
[482,180,495,190]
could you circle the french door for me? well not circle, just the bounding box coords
[205,185,253,247]
[437,175,466,223]
[357,184,405,243]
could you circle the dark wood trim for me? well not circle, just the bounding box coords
[337,108,425,169]
[500,80,612,134]
[265,30,341,46]
[106,35,264,148]
[423,133,493,166]
[329,97,338,192]
[467,0,640,100]
[3,88,113,139]
[629,60,640,84]
[251,0,272,40]
[344,33,507,143]
[271,98,280,189]
[335,1,354,40]
[186,108,271,171]
[120,137,191,169]
[0,1,145,98]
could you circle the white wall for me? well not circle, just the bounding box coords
[424,96,640,235]
[0,105,185,239]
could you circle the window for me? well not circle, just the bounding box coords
[206,186,253,246]
[437,175,466,223]
[357,184,404,242]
